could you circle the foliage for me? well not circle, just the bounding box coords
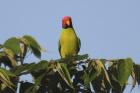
[0,35,139,93]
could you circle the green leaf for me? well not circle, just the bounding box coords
[60,63,72,84]
[30,61,48,85]
[0,48,17,68]
[82,71,90,87]
[117,58,133,86]
[85,60,111,88]
[29,60,48,73]
[131,66,137,92]
[0,68,15,77]
[20,43,28,64]
[14,60,48,76]
[22,35,42,58]
[97,60,112,87]
[0,44,3,49]
[30,46,41,59]
[0,68,15,91]
[19,82,38,93]
[55,63,73,89]
[14,61,49,86]
[13,63,35,75]
[76,54,89,60]
[84,60,102,87]
[134,64,140,85]
[4,37,20,54]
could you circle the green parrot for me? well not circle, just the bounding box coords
[58,16,81,58]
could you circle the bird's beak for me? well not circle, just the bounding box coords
[66,20,70,26]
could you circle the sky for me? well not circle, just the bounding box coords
[0,0,140,93]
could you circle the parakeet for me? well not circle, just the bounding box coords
[58,16,81,58]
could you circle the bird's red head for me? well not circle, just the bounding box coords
[62,16,73,29]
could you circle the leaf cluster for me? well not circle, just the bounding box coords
[0,35,140,93]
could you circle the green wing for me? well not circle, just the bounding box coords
[77,37,81,53]
[58,40,62,57]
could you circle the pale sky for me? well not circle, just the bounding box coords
[0,0,140,92]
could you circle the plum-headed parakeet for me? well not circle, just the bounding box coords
[58,16,81,58]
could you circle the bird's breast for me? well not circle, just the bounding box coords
[60,29,78,57]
